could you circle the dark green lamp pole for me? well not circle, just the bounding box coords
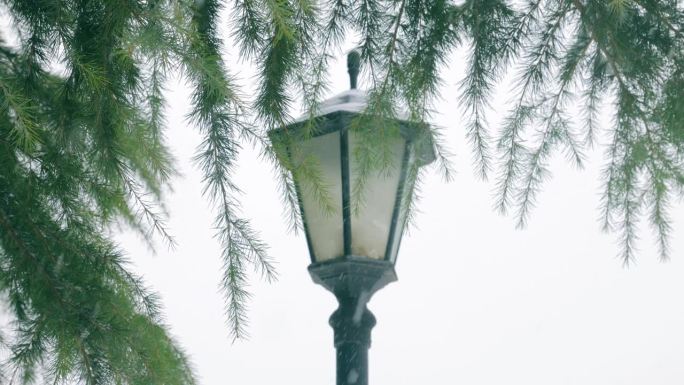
[268,52,435,385]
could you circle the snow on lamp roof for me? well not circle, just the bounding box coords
[293,88,409,122]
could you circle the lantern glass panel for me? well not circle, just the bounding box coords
[349,132,406,260]
[385,146,415,262]
[294,131,344,262]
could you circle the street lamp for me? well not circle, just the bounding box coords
[268,51,435,385]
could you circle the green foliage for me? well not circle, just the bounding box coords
[476,0,684,265]
[0,0,683,381]
[0,0,270,381]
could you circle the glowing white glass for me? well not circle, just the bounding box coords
[348,132,406,260]
[294,131,344,262]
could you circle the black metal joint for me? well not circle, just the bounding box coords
[309,257,396,385]
[330,297,376,348]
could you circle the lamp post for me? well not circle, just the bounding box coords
[268,51,435,385]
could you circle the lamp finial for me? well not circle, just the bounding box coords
[347,50,360,89]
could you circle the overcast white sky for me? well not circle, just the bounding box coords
[115,39,684,385]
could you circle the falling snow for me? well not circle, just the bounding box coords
[347,369,358,384]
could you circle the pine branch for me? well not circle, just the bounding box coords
[185,0,274,340]
[515,13,589,227]
[494,1,568,215]
[460,0,533,180]
[122,176,177,250]
[647,163,672,260]
[0,76,40,151]
[379,0,406,93]
[632,0,684,40]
